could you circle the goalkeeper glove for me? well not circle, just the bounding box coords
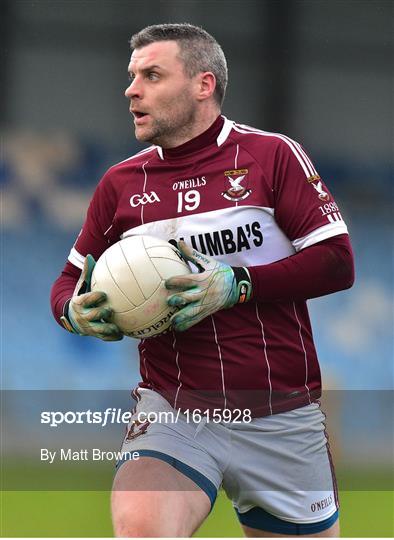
[60,254,123,341]
[165,241,252,332]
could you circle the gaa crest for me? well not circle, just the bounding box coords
[222,169,251,201]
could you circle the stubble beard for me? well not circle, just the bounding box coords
[135,92,197,148]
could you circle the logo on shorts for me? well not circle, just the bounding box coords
[222,169,251,201]
[125,419,150,441]
[310,495,333,512]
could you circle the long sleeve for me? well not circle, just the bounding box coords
[248,234,354,302]
[50,167,120,327]
[50,261,80,326]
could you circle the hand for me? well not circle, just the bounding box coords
[61,254,123,341]
[165,241,252,332]
[68,291,123,341]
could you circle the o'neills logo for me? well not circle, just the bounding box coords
[311,495,333,512]
[222,169,251,201]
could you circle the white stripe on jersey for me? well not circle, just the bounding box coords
[293,302,312,404]
[172,331,182,409]
[103,224,113,236]
[327,212,343,223]
[140,160,150,226]
[292,139,318,176]
[68,247,85,269]
[292,221,348,252]
[255,305,273,415]
[140,347,149,380]
[234,143,239,169]
[114,145,156,166]
[234,144,240,208]
[217,116,234,146]
[211,315,227,409]
[233,123,316,179]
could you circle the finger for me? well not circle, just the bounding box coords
[84,306,113,322]
[170,303,205,332]
[178,241,220,272]
[81,255,89,278]
[92,322,122,336]
[165,274,204,290]
[79,320,122,338]
[74,254,96,296]
[95,329,124,341]
[85,253,96,269]
[81,254,96,275]
[167,290,203,307]
[97,332,124,342]
[177,240,196,260]
[167,295,187,307]
[178,240,207,272]
[75,291,107,308]
[83,254,96,289]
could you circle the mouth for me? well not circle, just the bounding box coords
[131,109,149,120]
[132,110,150,126]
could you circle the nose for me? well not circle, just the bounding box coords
[125,77,141,99]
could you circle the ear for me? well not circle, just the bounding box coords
[195,72,216,101]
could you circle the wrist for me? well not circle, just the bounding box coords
[231,266,252,304]
[60,298,79,334]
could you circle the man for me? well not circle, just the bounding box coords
[51,23,354,537]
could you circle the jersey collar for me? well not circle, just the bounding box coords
[155,115,234,160]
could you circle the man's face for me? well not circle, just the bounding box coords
[125,41,198,147]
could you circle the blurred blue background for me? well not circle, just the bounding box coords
[1,1,393,465]
[0,0,394,389]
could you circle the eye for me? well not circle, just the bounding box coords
[147,72,159,81]
[128,73,135,83]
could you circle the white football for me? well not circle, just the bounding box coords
[90,235,190,338]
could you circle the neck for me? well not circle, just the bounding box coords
[160,105,221,149]
[160,114,225,160]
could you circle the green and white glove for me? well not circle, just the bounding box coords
[61,254,123,341]
[165,241,252,332]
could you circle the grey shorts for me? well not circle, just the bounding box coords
[117,388,339,534]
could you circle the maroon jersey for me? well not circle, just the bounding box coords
[60,116,349,416]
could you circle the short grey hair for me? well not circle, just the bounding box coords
[130,23,228,106]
